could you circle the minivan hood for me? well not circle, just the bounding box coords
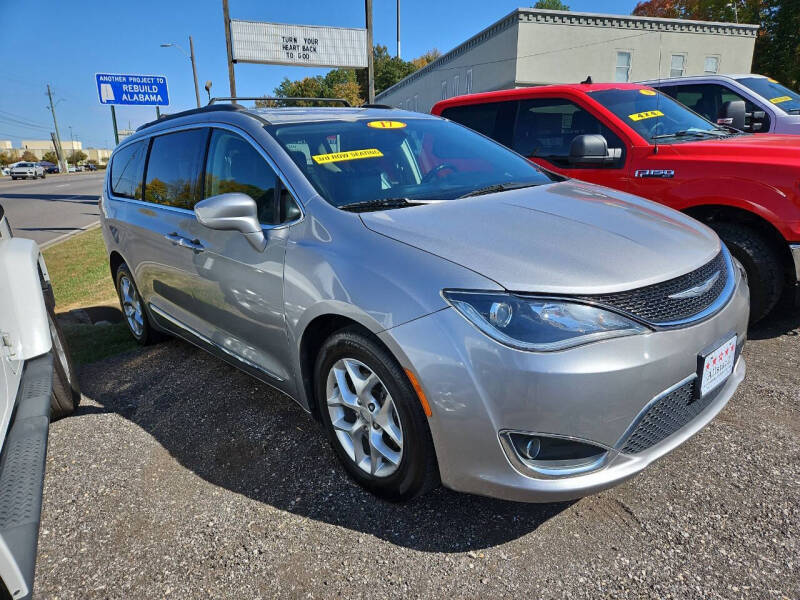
[360,181,720,295]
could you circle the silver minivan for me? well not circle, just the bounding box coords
[101,102,749,502]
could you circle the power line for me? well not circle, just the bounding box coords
[0,117,51,131]
[0,109,50,128]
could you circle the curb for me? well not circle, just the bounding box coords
[40,221,101,250]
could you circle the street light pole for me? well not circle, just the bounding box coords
[160,38,201,108]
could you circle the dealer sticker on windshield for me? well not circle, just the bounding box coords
[769,95,792,104]
[312,148,384,164]
[639,89,657,96]
[367,120,407,129]
[699,335,737,397]
[628,110,664,121]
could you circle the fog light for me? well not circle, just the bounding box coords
[501,432,608,478]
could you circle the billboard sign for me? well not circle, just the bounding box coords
[230,20,368,69]
[95,73,170,106]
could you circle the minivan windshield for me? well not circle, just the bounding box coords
[267,117,555,208]
[736,76,800,114]
[588,88,730,143]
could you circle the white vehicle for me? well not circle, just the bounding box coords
[0,204,80,600]
[9,163,44,180]
[0,168,9,177]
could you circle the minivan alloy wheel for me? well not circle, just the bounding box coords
[326,358,404,477]
[119,274,144,337]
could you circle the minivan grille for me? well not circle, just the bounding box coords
[620,379,712,454]
[578,251,729,326]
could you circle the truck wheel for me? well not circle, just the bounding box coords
[48,309,80,420]
[315,326,440,501]
[711,222,784,323]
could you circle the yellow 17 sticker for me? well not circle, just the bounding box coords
[367,120,407,129]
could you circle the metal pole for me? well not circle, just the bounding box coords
[46,84,68,174]
[189,35,201,108]
[156,106,161,119]
[365,0,375,103]
[223,0,237,96]
[396,0,401,59]
[111,105,119,146]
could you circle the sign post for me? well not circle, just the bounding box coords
[95,73,169,145]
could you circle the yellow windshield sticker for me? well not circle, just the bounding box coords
[311,148,383,164]
[367,120,407,129]
[639,89,657,96]
[770,95,792,104]
[628,110,664,122]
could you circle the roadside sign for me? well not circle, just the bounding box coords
[230,20,367,69]
[95,73,170,106]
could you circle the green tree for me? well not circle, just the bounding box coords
[411,49,442,70]
[69,150,87,164]
[358,44,417,96]
[534,0,570,10]
[42,150,58,164]
[0,152,13,166]
[21,150,37,162]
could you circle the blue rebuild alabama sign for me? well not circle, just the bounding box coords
[95,73,169,106]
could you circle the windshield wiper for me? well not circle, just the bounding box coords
[457,182,541,199]
[651,129,724,141]
[339,197,424,213]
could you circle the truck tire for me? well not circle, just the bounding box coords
[47,308,81,420]
[711,221,783,323]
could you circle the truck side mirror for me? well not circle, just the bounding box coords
[717,100,746,131]
[750,110,766,132]
[568,134,619,166]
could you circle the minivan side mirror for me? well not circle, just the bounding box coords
[568,134,620,166]
[717,100,746,131]
[194,193,267,252]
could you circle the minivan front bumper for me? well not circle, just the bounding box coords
[379,271,749,503]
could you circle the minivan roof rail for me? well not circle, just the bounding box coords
[136,104,245,132]
[360,103,396,109]
[209,96,351,107]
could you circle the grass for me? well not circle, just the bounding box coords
[43,226,118,310]
[43,227,138,364]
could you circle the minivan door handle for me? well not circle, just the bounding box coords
[165,232,205,253]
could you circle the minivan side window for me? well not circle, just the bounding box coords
[144,128,208,209]
[512,98,625,168]
[440,101,516,147]
[110,140,147,199]
[204,129,300,225]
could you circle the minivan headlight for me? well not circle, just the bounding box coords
[443,291,649,351]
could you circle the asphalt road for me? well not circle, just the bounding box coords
[0,173,104,246]
[34,304,799,599]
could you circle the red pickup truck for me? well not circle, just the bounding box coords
[433,83,800,322]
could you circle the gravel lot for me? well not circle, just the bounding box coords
[35,305,799,599]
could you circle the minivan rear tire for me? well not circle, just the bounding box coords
[115,263,162,345]
[314,326,440,501]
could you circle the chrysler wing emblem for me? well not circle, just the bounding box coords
[668,271,721,300]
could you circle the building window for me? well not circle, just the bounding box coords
[466,69,473,94]
[441,81,448,100]
[454,75,460,96]
[615,51,632,82]
[670,54,686,78]
[704,56,719,74]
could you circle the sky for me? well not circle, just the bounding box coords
[0,0,638,150]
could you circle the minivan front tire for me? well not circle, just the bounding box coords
[315,327,440,501]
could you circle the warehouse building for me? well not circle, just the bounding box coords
[376,8,758,112]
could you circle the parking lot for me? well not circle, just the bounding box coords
[34,303,798,599]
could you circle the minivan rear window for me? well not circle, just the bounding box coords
[110,140,147,199]
[144,128,208,209]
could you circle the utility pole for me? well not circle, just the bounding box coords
[223,0,237,97]
[726,2,739,23]
[365,0,374,103]
[46,84,68,174]
[396,0,401,59]
[189,35,201,107]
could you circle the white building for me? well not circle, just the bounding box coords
[376,8,758,113]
